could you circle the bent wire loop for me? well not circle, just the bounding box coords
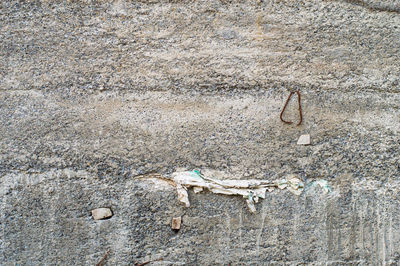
[280,90,302,126]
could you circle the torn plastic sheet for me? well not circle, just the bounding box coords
[170,170,304,213]
[277,175,305,196]
[308,179,331,193]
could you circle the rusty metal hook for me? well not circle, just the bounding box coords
[280,90,302,126]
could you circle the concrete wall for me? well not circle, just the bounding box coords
[1,0,399,265]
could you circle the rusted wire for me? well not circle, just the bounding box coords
[279,90,302,126]
[295,90,302,126]
[280,91,295,124]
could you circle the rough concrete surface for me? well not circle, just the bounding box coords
[0,0,399,265]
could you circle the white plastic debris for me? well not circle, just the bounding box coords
[176,184,190,207]
[246,198,256,213]
[310,179,331,193]
[170,170,304,213]
[277,175,304,196]
[193,187,203,193]
[297,134,311,145]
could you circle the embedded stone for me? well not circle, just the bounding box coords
[171,217,182,230]
[297,134,311,145]
[91,208,113,220]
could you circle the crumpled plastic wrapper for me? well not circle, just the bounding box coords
[170,170,304,213]
[277,174,305,196]
[307,179,331,193]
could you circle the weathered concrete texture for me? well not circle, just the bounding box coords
[1,0,400,93]
[1,89,398,183]
[1,90,399,265]
[2,170,400,265]
[1,0,400,265]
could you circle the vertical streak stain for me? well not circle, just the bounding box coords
[256,204,267,257]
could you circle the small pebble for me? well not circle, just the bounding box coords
[91,208,113,220]
[297,134,311,145]
[171,217,182,230]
